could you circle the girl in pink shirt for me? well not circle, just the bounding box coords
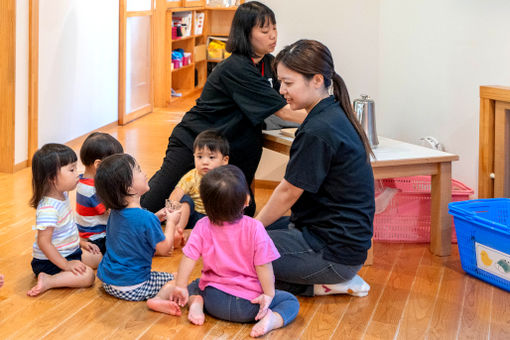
[147,165,299,337]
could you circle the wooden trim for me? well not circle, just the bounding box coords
[0,0,16,173]
[65,120,119,147]
[480,85,510,103]
[28,0,39,166]
[119,1,154,125]
[254,179,279,190]
[478,97,495,198]
[14,160,28,172]
[126,10,152,17]
[153,0,166,107]
[120,104,152,126]
[118,0,127,125]
[493,101,510,197]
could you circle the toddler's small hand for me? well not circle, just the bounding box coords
[155,207,167,222]
[83,242,100,254]
[170,286,189,307]
[66,260,87,275]
[167,209,181,225]
[250,294,273,320]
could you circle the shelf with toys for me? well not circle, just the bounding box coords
[153,0,244,106]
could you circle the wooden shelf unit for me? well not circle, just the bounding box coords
[154,1,244,107]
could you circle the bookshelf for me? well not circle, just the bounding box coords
[154,0,244,107]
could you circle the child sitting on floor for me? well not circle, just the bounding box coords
[94,153,177,301]
[76,132,124,269]
[168,130,229,246]
[147,165,300,338]
[28,144,95,297]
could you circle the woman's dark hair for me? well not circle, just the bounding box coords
[274,39,374,160]
[226,1,276,57]
[193,130,230,157]
[30,143,78,208]
[94,153,136,210]
[80,132,124,166]
[199,165,249,226]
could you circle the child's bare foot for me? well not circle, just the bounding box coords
[188,295,205,325]
[147,297,182,315]
[250,309,284,338]
[27,273,50,297]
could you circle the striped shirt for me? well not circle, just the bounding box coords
[32,193,80,260]
[76,175,107,240]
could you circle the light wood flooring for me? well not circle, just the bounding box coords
[1,99,510,339]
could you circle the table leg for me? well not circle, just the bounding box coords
[430,162,452,256]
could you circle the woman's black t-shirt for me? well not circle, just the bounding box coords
[171,54,286,163]
[284,96,375,265]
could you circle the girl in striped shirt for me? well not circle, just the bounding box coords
[27,144,95,297]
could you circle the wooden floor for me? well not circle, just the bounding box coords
[1,100,509,339]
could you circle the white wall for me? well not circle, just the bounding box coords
[38,0,118,146]
[15,0,29,164]
[378,0,510,196]
[255,0,510,196]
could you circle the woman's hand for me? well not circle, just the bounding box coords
[65,260,87,275]
[170,286,189,307]
[250,294,273,320]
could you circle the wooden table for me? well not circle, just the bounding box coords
[262,130,459,261]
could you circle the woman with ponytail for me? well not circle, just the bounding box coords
[256,39,374,297]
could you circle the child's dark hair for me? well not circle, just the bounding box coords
[94,153,137,210]
[193,130,230,157]
[30,143,78,208]
[80,132,124,166]
[200,165,249,225]
[275,39,374,160]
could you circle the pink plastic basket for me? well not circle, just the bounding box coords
[373,176,474,243]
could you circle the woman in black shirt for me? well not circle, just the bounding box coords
[256,40,375,297]
[141,1,304,215]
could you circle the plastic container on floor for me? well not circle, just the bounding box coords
[374,176,473,242]
[449,198,510,292]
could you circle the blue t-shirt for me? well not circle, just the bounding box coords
[97,208,165,286]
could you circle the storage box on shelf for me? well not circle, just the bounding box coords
[166,6,207,101]
[374,176,474,243]
[449,199,510,292]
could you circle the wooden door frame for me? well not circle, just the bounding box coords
[118,0,154,125]
[28,0,38,166]
[0,0,16,172]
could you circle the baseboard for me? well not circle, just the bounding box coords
[65,121,119,148]
[14,160,29,172]
[254,179,279,190]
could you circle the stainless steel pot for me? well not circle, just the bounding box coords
[353,94,379,148]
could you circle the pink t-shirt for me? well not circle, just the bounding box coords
[182,215,280,301]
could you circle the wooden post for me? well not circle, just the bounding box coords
[0,0,16,173]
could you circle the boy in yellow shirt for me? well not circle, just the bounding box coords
[169,130,229,245]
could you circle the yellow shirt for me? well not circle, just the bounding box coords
[176,169,205,214]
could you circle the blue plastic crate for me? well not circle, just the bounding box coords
[448,199,510,292]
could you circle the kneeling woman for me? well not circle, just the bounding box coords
[256,40,375,297]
